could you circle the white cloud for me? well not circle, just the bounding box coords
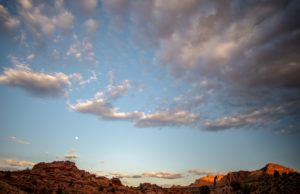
[4,159,35,167]
[69,71,97,86]
[142,172,184,179]
[70,80,199,128]
[26,53,35,60]
[81,0,98,12]
[17,0,75,37]
[0,5,20,30]
[188,169,225,176]
[107,80,130,100]
[18,0,32,10]
[9,136,30,145]
[53,10,75,32]
[66,37,97,64]
[109,171,183,179]
[70,96,142,121]
[0,59,71,98]
[84,18,98,34]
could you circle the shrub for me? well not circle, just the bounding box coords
[4,171,11,179]
[273,170,280,178]
[230,181,241,191]
[98,186,104,192]
[241,184,252,194]
[199,185,210,194]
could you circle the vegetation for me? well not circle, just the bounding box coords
[230,181,241,191]
[199,185,210,194]
[4,171,11,179]
[274,170,280,177]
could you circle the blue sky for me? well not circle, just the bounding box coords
[0,0,300,186]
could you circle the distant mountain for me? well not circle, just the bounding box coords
[0,161,299,194]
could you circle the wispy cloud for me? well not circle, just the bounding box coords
[0,4,20,30]
[187,169,225,176]
[70,80,199,128]
[141,172,184,179]
[4,159,35,167]
[135,110,198,128]
[8,136,30,145]
[203,105,286,130]
[110,171,184,180]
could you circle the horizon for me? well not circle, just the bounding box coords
[1,0,300,187]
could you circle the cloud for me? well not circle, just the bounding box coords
[70,94,142,121]
[107,80,130,100]
[102,0,130,27]
[127,0,300,88]
[70,80,199,128]
[203,105,286,130]
[9,136,30,145]
[66,36,97,64]
[26,53,35,61]
[99,0,300,132]
[135,110,198,128]
[110,172,142,179]
[64,153,80,159]
[0,5,20,30]
[187,169,225,176]
[109,171,184,179]
[142,172,184,179]
[80,0,98,12]
[84,18,98,34]
[53,10,75,32]
[17,0,75,37]
[4,159,35,167]
[0,59,71,98]
[69,71,97,86]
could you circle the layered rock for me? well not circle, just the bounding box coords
[190,175,224,187]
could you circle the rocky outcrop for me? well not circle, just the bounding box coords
[0,161,186,194]
[0,180,28,194]
[261,163,296,175]
[190,175,224,187]
[0,161,299,194]
[218,170,250,186]
[0,161,138,194]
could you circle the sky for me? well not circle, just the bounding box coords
[0,0,300,187]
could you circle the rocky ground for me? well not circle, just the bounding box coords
[0,161,299,194]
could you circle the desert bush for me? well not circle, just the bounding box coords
[241,183,252,194]
[199,185,210,194]
[273,170,280,177]
[230,181,241,191]
[4,171,11,179]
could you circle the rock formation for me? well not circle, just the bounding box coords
[0,161,299,194]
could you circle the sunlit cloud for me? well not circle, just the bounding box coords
[109,171,184,179]
[4,159,35,167]
[64,153,80,159]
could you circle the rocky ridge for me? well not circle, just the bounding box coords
[0,161,299,194]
